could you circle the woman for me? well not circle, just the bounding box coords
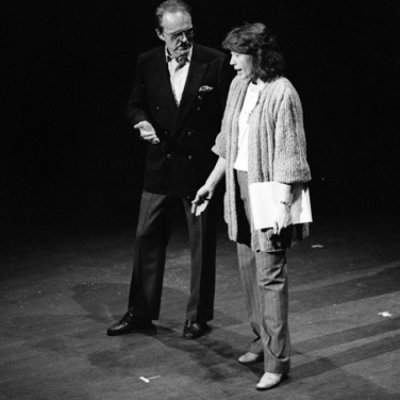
[191,22,311,390]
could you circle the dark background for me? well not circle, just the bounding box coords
[3,0,399,241]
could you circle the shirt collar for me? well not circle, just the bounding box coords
[165,45,193,64]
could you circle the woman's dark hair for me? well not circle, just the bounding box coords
[222,22,285,81]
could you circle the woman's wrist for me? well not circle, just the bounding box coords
[205,178,219,192]
[279,200,292,208]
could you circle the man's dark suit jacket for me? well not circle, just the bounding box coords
[127,43,232,198]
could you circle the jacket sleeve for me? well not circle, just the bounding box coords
[212,131,226,159]
[212,75,240,160]
[126,56,150,127]
[216,55,235,111]
[273,85,312,184]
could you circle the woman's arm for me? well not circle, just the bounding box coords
[191,157,226,215]
[271,82,310,233]
[273,83,311,184]
[273,182,293,234]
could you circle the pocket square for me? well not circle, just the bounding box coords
[199,85,214,93]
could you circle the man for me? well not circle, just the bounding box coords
[107,0,232,339]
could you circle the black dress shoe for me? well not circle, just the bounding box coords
[106,311,154,336]
[182,320,211,339]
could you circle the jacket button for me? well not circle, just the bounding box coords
[166,153,172,159]
[187,131,192,136]
[155,106,160,110]
[188,155,192,160]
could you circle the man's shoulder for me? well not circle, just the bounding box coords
[137,46,165,63]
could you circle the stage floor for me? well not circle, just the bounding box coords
[1,211,399,399]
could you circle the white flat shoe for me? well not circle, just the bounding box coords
[237,352,263,364]
[256,372,286,390]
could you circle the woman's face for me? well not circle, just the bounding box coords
[230,52,253,80]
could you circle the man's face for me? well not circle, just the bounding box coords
[157,11,193,58]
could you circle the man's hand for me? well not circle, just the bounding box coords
[191,185,213,217]
[134,121,160,144]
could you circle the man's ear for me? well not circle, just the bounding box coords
[156,29,165,42]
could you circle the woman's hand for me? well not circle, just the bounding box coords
[190,157,226,216]
[273,202,292,235]
[191,185,213,216]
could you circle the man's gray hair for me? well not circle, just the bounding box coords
[155,0,192,32]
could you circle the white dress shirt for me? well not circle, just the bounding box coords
[166,46,193,105]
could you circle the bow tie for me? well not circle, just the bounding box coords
[167,55,188,69]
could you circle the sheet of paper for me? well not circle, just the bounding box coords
[248,182,312,230]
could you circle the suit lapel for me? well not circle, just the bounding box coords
[173,45,207,133]
[150,48,178,114]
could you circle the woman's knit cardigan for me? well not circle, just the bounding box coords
[212,76,312,251]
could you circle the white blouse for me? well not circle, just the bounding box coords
[234,80,265,171]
